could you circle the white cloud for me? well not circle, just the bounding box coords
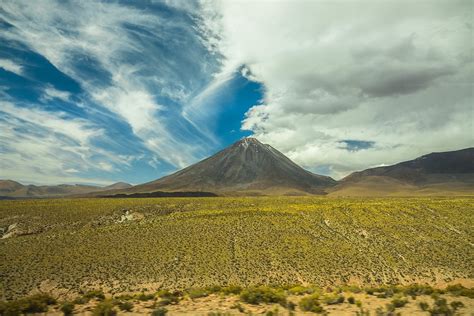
[205,0,474,178]
[0,58,23,76]
[0,101,101,144]
[93,87,159,135]
[98,162,114,172]
[0,101,128,185]
[0,0,219,170]
[42,86,71,102]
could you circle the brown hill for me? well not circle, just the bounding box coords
[122,137,336,195]
[329,148,474,196]
[0,181,132,199]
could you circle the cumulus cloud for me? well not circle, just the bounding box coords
[205,0,473,178]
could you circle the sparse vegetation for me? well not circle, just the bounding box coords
[419,301,429,311]
[220,285,242,295]
[390,294,408,308]
[0,294,56,315]
[151,307,167,315]
[60,301,75,315]
[446,284,474,298]
[84,290,105,301]
[426,297,465,315]
[230,302,245,312]
[322,293,345,305]
[239,286,286,305]
[0,283,472,315]
[92,300,117,316]
[0,196,473,314]
[155,290,179,306]
[1,197,472,300]
[186,288,209,299]
[299,294,324,313]
[288,285,314,295]
[402,284,434,298]
[117,300,133,312]
[135,293,154,301]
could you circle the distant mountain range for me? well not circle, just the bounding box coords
[1,139,472,198]
[0,181,131,199]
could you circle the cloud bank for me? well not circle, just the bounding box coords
[206,0,473,178]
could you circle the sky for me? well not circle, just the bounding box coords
[0,0,472,185]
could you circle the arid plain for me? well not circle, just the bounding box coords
[1,196,473,315]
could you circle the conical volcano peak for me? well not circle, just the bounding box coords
[235,137,265,149]
[130,136,336,195]
[233,137,278,156]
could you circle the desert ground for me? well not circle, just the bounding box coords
[1,196,473,315]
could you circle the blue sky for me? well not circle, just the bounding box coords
[0,1,262,185]
[0,0,472,184]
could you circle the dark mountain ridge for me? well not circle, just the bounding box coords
[330,147,474,196]
[342,147,474,184]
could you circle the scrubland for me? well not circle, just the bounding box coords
[0,197,473,314]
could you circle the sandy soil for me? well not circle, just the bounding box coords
[39,292,474,315]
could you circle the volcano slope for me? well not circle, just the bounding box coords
[118,138,335,196]
[1,196,472,300]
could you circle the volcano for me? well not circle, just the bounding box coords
[127,137,336,195]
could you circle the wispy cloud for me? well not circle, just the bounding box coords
[0,101,101,145]
[41,85,71,102]
[0,1,221,162]
[0,58,23,76]
[0,0,227,183]
[0,100,128,184]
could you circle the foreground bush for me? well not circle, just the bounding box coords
[341,285,362,293]
[239,286,286,305]
[60,301,75,315]
[299,295,324,313]
[72,296,89,304]
[366,286,399,298]
[186,288,209,299]
[288,285,314,295]
[446,284,474,299]
[84,290,106,301]
[117,300,134,312]
[322,294,345,305]
[0,293,56,315]
[427,298,464,315]
[390,295,408,308]
[135,293,155,301]
[419,301,429,311]
[92,300,117,316]
[402,284,434,297]
[151,307,168,315]
[220,285,243,295]
[156,290,180,306]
